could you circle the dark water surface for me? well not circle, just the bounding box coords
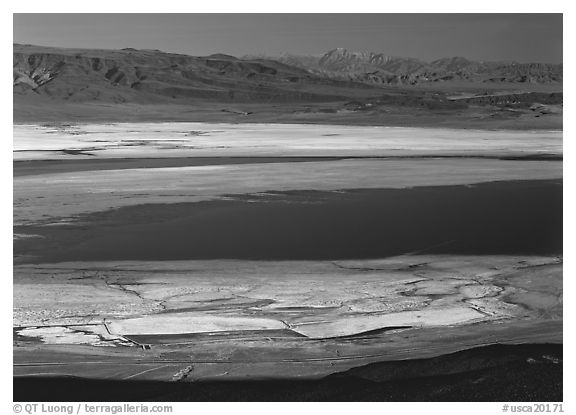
[14,180,562,263]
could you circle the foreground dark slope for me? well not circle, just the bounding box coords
[15,344,562,401]
[13,44,562,128]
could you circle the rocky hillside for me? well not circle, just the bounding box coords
[268,48,563,86]
[14,44,371,104]
[15,44,563,108]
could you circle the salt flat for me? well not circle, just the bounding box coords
[13,122,563,382]
[14,123,562,160]
[13,123,563,226]
[14,255,561,339]
[13,254,562,381]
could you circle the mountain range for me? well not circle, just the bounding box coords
[14,44,562,105]
[14,43,352,104]
[13,44,563,128]
[249,48,562,86]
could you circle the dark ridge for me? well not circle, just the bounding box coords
[59,149,95,157]
[14,343,562,402]
[206,53,238,60]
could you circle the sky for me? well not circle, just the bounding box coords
[13,14,563,63]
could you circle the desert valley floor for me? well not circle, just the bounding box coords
[13,122,562,401]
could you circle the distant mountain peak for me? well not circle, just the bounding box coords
[273,48,562,86]
[323,48,391,61]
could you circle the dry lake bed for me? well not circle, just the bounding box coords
[13,123,562,399]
